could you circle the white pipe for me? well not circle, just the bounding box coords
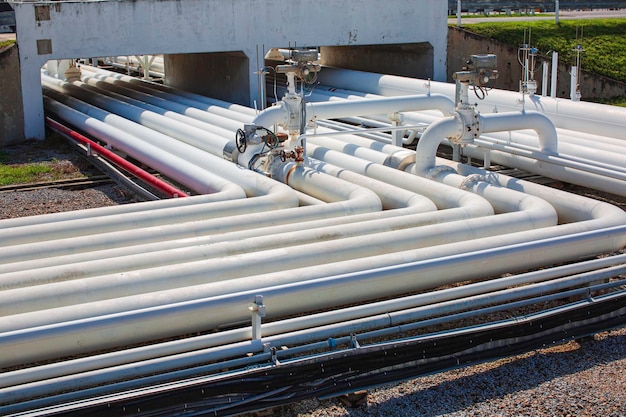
[1,67,624,373]
[253,94,454,130]
[551,51,558,98]
[317,67,626,139]
[0,169,436,278]
[5,253,622,392]
[80,64,257,119]
[43,96,242,196]
[480,111,559,153]
[570,65,579,101]
[302,81,626,195]
[43,75,234,158]
[2,222,623,368]
[413,111,558,175]
[542,60,549,97]
[413,115,459,175]
[80,74,245,135]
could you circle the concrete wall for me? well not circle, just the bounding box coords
[321,43,434,79]
[164,52,250,106]
[10,0,448,140]
[0,42,24,146]
[447,27,626,100]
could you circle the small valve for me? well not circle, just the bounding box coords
[279,146,304,164]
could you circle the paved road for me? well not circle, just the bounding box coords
[449,8,626,23]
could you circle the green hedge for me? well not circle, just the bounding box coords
[462,19,626,83]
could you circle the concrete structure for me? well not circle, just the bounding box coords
[9,0,447,140]
[0,41,23,146]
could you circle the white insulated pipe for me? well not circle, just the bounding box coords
[5,253,623,393]
[0,175,435,279]
[43,75,234,158]
[80,71,249,133]
[80,64,257,120]
[1,66,623,372]
[43,96,242,197]
[2,221,624,368]
[316,67,626,140]
[253,94,454,130]
[413,111,558,175]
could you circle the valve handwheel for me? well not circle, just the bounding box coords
[235,128,247,153]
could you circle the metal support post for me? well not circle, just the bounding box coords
[249,295,266,340]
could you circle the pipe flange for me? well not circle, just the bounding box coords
[459,174,485,191]
[426,165,457,180]
[223,141,238,162]
[383,153,416,171]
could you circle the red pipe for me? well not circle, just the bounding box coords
[45,117,189,198]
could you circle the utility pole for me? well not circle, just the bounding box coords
[457,0,462,28]
[555,0,560,24]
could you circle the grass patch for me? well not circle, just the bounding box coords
[0,160,53,186]
[588,96,626,107]
[462,18,626,83]
[0,39,15,49]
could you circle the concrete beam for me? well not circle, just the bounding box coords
[10,0,447,139]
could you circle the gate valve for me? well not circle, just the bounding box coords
[279,146,305,164]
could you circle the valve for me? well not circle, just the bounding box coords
[234,124,280,154]
[275,49,321,84]
[279,146,304,164]
[450,54,497,145]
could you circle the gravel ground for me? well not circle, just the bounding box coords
[1,139,625,417]
[278,328,626,417]
[0,138,135,219]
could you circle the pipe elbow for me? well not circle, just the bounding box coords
[413,115,460,176]
[252,103,287,129]
[427,93,455,116]
[480,111,558,154]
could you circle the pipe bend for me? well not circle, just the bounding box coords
[252,102,287,128]
[479,111,558,154]
[274,163,383,214]
[413,115,460,176]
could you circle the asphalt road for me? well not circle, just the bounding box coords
[450,8,626,24]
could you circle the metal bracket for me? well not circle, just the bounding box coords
[459,173,485,191]
[349,333,360,349]
[249,295,266,340]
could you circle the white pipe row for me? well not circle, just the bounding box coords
[316,66,626,139]
[3,256,624,405]
[0,67,624,375]
[305,72,626,195]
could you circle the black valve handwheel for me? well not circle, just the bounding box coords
[235,128,247,153]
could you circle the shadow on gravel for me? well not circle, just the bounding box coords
[355,329,625,416]
[283,328,626,416]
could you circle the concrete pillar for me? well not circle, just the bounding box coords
[0,43,24,145]
[163,52,251,107]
